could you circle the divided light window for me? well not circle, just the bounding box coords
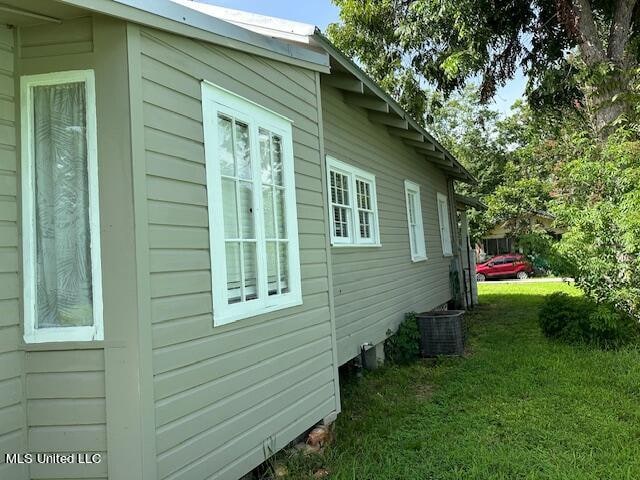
[404,180,427,261]
[326,156,380,246]
[202,81,302,326]
[21,70,103,343]
[437,192,453,256]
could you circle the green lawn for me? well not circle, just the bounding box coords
[283,282,640,479]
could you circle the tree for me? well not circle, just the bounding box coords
[328,0,640,136]
[423,88,558,242]
[551,127,640,317]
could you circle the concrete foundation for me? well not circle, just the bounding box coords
[362,341,385,370]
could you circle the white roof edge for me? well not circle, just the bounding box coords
[55,0,329,69]
[171,0,317,44]
[312,33,476,184]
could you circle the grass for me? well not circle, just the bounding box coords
[280,282,640,479]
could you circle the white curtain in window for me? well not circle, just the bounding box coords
[33,82,93,328]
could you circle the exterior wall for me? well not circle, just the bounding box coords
[0,24,28,480]
[9,14,141,480]
[321,83,454,365]
[130,25,339,480]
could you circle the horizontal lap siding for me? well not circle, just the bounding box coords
[16,20,108,480]
[321,84,453,365]
[138,28,336,480]
[24,350,108,480]
[0,25,26,480]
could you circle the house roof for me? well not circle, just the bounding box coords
[455,194,487,211]
[169,1,476,184]
[54,0,330,72]
[46,0,474,183]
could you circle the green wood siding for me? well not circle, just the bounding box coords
[321,83,453,365]
[0,24,27,480]
[19,16,93,59]
[15,18,109,479]
[135,26,338,480]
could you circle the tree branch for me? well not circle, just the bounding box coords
[608,0,636,66]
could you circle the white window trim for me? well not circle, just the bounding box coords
[404,180,427,262]
[325,156,381,247]
[21,70,103,343]
[437,192,453,257]
[201,81,302,326]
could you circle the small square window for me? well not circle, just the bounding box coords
[326,156,380,246]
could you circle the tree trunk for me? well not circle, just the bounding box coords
[582,75,630,136]
[560,0,637,137]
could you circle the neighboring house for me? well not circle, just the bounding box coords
[479,211,564,260]
[0,2,475,480]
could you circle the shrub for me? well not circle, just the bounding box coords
[385,312,420,364]
[539,292,639,349]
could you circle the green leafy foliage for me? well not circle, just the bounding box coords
[550,127,640,317]
[328,0,640,132]
[539,292,639,349]
[385,312,420,364]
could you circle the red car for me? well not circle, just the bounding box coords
[476,254,533,281]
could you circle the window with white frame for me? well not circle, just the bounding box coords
[326,156,380,246]
[21,70,103,343]
[437,192,453,256]
[201,81,302,326]
[404,180,427,261]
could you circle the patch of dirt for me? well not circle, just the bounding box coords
[415,383,435,401]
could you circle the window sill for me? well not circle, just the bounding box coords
[21,340,127,351]
[331,243,382,248]
[23,325,103,345]
[411,256,428,263]
[214,296,303,327]
[443,253,454,258]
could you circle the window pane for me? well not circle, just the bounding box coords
[410,225,418,255]
[359,211,371,238]
[330,171,337,203]
[263,185,275,239]
[259,129,272,184]
[333,206,349,238]
[272,135,283,186]
[33,81,93,328]
[279,242,289,294]
[357,180,371,210]
[225,241,241,304]
[275,188,286,239]
[217,115,234,177]
[266,241,278,295]
[222,178,238,239]
[238,181,255,239]
[243,242,258,301]
[235,121,251,180]
[407,192,416,224]
[331,170,349,206]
